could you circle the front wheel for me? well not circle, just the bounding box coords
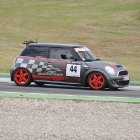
[13,68,32,86]
[88,72,107,90]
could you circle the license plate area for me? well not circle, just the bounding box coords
[122,76,129,81]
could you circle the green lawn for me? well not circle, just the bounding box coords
[0,0,140,81]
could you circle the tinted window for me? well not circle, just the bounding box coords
[49,48,74,60]
[74,47,97,61]
[21,46,48,57]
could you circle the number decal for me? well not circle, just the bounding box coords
[66,64,81,77]
[70,66,77,73]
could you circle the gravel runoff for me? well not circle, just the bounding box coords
[0,97,140,140]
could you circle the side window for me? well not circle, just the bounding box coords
[49,48,74,60]
[77,51,91,60]
[21,46,47,58]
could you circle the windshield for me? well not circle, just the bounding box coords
[74,47,99,61]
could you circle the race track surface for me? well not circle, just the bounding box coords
[0,81,140,98]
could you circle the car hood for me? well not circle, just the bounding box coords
[85,61,126,71]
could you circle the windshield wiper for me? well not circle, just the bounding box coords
[84,59,93,61]
[95,58,101,61]
[84,58,101,62]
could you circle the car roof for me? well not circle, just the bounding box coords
[27,43,85,48]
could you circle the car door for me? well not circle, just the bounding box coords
[43,47,82,84]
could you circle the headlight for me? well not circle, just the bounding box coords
[105,66,115,75]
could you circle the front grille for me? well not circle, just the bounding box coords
[117,81,129,86]
[118,71,128,76]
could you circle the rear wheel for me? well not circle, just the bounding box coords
[13,68,32,86]
[88,72,107,90]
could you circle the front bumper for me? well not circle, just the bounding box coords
[107,75,130,88]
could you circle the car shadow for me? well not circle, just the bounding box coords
[29,83,129,91]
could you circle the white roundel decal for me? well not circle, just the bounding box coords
[66,64,81,77]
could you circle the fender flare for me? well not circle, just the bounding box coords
[82,68,110,86]
[11,67,33,81]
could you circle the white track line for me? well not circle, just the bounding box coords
[1,91,140,100]
[0,78,11,82]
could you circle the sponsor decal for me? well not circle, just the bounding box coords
[74,47,89,52]
[122,76,129,81]
[38,71,63,76]
[32,75,68,81]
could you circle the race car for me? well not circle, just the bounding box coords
[10,41,130,90]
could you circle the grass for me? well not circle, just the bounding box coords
[0,0,140,81]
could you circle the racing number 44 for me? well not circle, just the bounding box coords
[66,64,81,77]
[70,65,77,73]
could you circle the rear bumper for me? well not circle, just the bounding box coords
[10,68,14,81]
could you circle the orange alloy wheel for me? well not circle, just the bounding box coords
[14,68,31,86]
[88,72,106,90]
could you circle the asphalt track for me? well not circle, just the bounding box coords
[0,78,140,99]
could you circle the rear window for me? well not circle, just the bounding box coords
[20,46,48,58]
